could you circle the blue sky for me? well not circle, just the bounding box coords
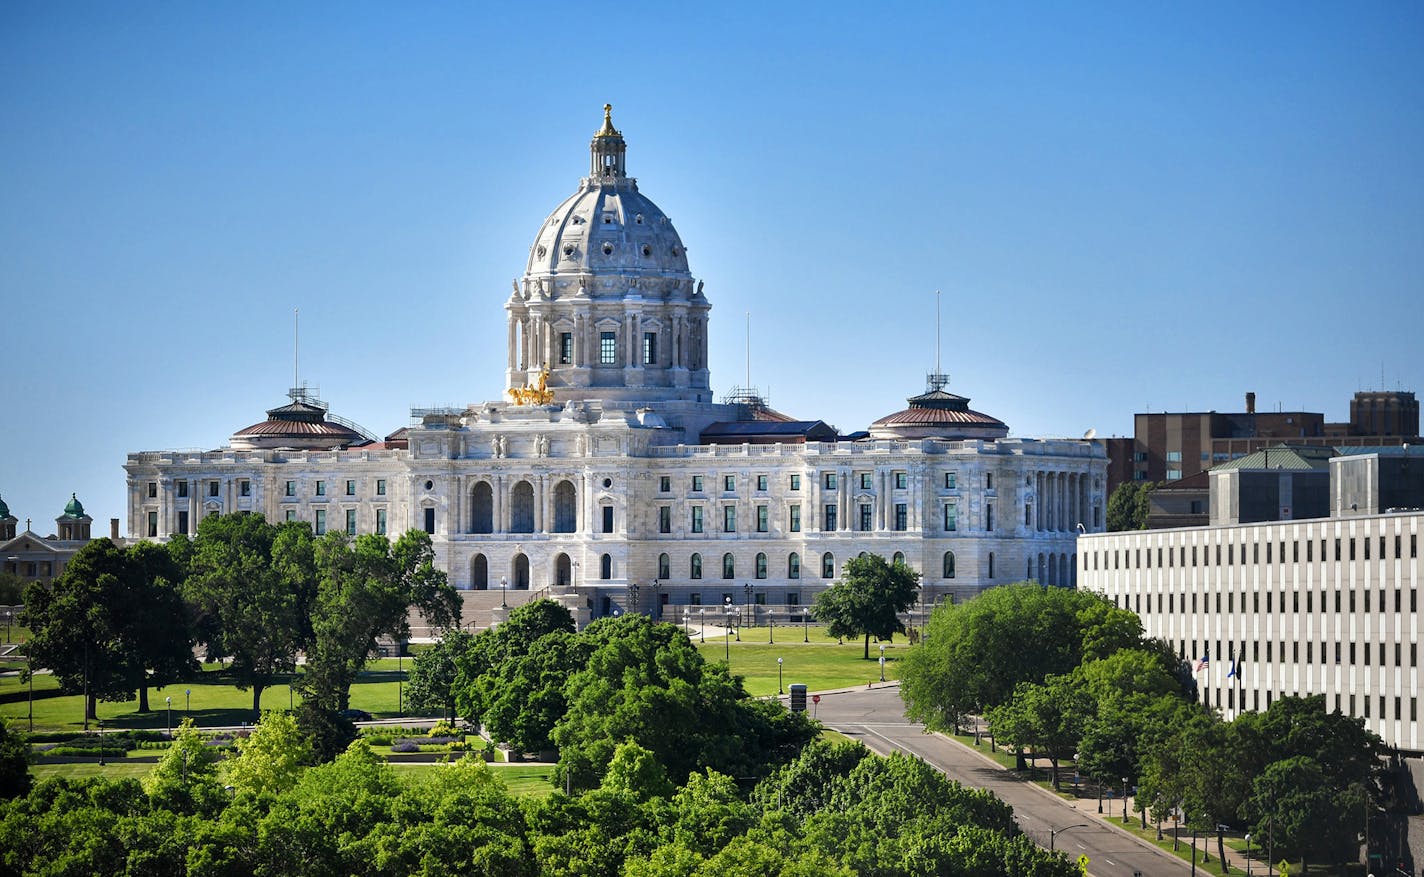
[3,2,1422,530]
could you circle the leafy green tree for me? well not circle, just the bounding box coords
[405,629,475,721]
[292,699,358,765]
[811,553,920,659]
[142,717,225,815]
[0,571,25,606]
[900,582,1142,732]
[122,540,198,712]
[480,629,589,754]
[1246,756,1361,872]
[302,529,460,713]
[0,718,31,800]
[184,514,317,715]
[24,539,141,720]
[1106,481,1154,531]
[986,673,1093,789]
[223,710,311,798]
[602,741,676,801]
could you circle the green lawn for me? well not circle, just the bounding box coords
[694,632,905,697]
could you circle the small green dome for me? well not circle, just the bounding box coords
[0,495,9,519]
[63,493,84,518]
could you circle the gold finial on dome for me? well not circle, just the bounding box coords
[596,103,620,138]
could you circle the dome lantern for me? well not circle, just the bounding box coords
[590,104,626,179]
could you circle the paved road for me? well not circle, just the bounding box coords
[813,684,1202,877]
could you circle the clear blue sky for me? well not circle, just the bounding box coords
[3,2,1422,531]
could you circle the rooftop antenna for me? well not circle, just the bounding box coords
[745,311,751,392]
[294,308,300,391]
[926,290,949,392]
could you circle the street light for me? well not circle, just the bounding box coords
[500,576,508,608]
[185,688,191,714]
[98,719,105,767]
[802,606,809,642]
[1122,777,1130,823]
[398,649,403,715]
[166,696,172,737]
[879,644,886,682]
[743,583,752,631]
[1245,833,1251,877]
[724,605,735,662]
[1050,823,1089,852]
[777,657,783,694]
[699,608,706,642]
[769,611,774,644]
[652,579,660,620]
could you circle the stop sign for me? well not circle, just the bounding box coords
[812,694,821,704]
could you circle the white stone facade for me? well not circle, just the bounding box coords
[123,107,1106,627]
[1079,513,1423,752]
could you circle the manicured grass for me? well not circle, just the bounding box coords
[694,633,906,697]
[33,762,154,781]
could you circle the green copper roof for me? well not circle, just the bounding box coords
[63,493,84,517]
[1212,444,1337,472]
[0,495,8,519]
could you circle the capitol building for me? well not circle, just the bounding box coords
[124,107,1106,629]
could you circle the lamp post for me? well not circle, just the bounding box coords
[628,581,640,616]
[777,657,783,694]
[699,608,705,642]
[769,612,774,644]
[398,649,403,715]
[724,605,734,662]
[572,560,580,594]
[744,583,752,631]
[185,688,191,714]
[652,579,661,620]
[1245,833,1251,877]
[500,575,508,608]
[1122,777,1130,823]
[166,696,172,737]
[879,644,886,682]
[98,719,105,767]
[1050,823,1089,852]
[802,606,809,642]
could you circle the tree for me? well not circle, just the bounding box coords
[1106,481,1154,531]
[986,673,1093,789]
[142,717,224,815]
[404,629,475,721]
[184,514,317,715]
[810,553,919,659]
[302,529,460,713]
[900,582,1142,732]
[24,539,140,721]
[0,718,31,800]
[121,540,198,712]
[223,710,311,798]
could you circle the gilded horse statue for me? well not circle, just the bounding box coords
[507,367,554,406]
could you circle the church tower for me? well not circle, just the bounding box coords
[505,105,712,404]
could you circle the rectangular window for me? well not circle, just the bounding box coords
[602,506,614,534]
[824,504,838,531]
[985,473,994,490]
[824,473,838,490]
[177,481,188,498]
[859,504,873,531]
[346,508,357,536]
[346,480,356,496]
[691,506,704,533]
[208,480,220,497]
[1166,451,1183,462]
[723,506,736,533]
[894,503,907,531]
[600,331,617,365]
[659,476,671,493]
[376,508,387,536]
[945,472,957,489]
[658,506,671,534]
[376,479,387,496]
[724,475,736,492]
[147,482,158,498]
[789,504,801,532]
[642,332,657,365]
[559,332,573,364]
[316,481,326,496]
[756,505,768,533]
[944,501,958,532]
[860,472,873,490]
[894,471,908,490]
[756,474,768,492]
[147,511,158,537]
[177,510,189,535]
[286,510,296,523]
[240,480,251,497]
[986,503,994,532]
[790,474,801,490]
[692,475,704,493]
[315,509,327,535]
[423,507,434,534]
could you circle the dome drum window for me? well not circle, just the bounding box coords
[641,245,652,257]
[602,242,614,255]
[563,244,576,257]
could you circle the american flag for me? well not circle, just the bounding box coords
[1194,653,1209,673]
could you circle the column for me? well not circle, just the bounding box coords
[494,475,506,534]
[535,475,546,533]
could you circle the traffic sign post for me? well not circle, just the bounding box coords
[812,693,821,718]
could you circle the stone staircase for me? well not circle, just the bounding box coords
[404,589,542,642]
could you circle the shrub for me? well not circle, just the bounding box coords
[428,720,460,739]
[391,741,420,753]
[364,734,393,747]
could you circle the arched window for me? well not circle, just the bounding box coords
[510,481,534,533]
[1048,552,1057,586]
[788,552,801,579]
[555,553,571,587]
[513,553,530,590]
[471,482,493,534]
[722,553,735,579]
[552,480,577,533]
[942,551,956,579]
[755,552,768,579]
[472,553,489,589]
[892,551,905,566]
[600,553,612,580]
[690,553,703,580]
[658,553,671,579]
[1037,553,1046,584]
[821,553,834,579]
